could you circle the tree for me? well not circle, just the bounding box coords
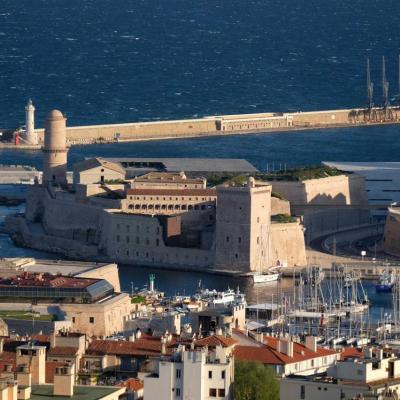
[234,360,279,400]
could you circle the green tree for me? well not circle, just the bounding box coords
[234,360,279,400]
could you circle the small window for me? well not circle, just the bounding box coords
[89,317,94,324]
[176,369,181,379]
[72,317,75,323]
[209,388,217,397]
[208,371,212,379]
[226,236,230,243]
[218,389,225,397]
[238,237,241,244]
[176,388,181,397]
[300,385,305,400]
[221,370,225,379]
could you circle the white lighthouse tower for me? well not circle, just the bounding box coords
[24,99,38,145]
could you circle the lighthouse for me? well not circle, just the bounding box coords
[24,99,38,145]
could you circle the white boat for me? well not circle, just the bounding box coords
[356,337,369,346]
[331,337,346,346]
[252,271,280,284]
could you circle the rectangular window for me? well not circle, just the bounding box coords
[208,371,212,379]
[176,388,181,397]
[209,388,217,397]
[89,317,94,324]
[221,371,225,379]
[226,236,229,243]
[156,239,160,246]
[218,389,225,397]
[126,236,130,243]
[72,317,75,323]
[238,237,241,244]
[136,237,140,245]
[176,369,181,379]
[300,385,305,399]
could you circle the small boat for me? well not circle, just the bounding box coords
[356,337,369,346]
[344,273,352,289]
[252,271,280,284]
[376,271,396,293]
[331,337,346,346]
[346,337,357,345]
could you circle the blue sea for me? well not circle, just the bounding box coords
[0,0,399,314]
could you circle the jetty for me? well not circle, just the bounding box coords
[1,105,400,150]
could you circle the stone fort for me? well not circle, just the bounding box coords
[7,110,308,274]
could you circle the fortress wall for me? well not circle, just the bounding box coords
[41,193,103,242]
[270,222,307,267]
[384,207,400,256]
[291,109,353,126]
[303,174,369,205]
[271,197,291,215]
[266,181,306,205]
[268,174,368,209]
[100,211,214,269]
[304,208,371,242]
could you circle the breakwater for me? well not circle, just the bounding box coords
[2,106,400,149]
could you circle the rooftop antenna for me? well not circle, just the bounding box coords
[367,58,374,115]
[382,56,390,112]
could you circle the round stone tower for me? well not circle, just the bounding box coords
[42,110,68,185]
[24,99,38,145]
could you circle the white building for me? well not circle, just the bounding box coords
[281,347,400,400]
[323,162,400,221]
[144,341,234,400]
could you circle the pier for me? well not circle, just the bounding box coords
[2,105,400,150]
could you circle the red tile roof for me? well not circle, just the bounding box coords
[120,378,144,392]
[195,336,237,348]
[126,188,216,197]
[339,347,364,360]
[48,346,79,357]
[234,336,336,365]
[86,335,176,357]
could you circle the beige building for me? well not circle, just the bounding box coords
[131,171,206,189]
[73,157,126,185]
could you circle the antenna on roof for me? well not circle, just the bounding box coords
[382,56,390,111]
[366,58,374,116]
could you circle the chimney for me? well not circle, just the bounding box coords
[53,364,75,397]
[276,340,282,353]
[364,347,373,359]
[50,331,56,348]
[281,339,294,358]
[128,333,135,342]
[305,336,318,353]
[17,364,31,387]
[161,336,167,355]
[376,348,384,360]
